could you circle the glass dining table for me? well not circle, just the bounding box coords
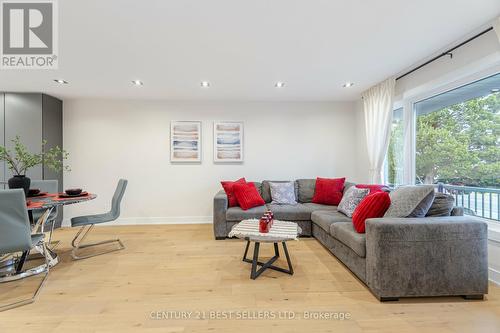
[0,192,97,281]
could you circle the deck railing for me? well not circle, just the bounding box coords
[436,183,500,221]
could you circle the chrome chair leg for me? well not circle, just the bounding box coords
[0,254,17,270]
[0,242,50,312]
[32,208,59,249]
[71,225,125,260]
[45,219,60,251]
[31,208,52,234]
[27,212,60,263]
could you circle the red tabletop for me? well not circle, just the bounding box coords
[26,193,97,210]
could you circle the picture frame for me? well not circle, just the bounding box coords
[170,121,202,163]
[213,121,244,163]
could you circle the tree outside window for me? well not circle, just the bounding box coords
[415,91,499,188]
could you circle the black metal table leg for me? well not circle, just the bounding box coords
[282,242,293,275]
[250,242,261,279]
[242,240,250,261]
[242,241,294,279]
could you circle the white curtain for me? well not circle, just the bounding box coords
[494,17,500,43]
[362,78,396,184]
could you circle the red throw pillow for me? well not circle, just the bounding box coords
[356,184,386,194]
[312,177,346,206]
[221,178,246,207]
[352,191,391,233]
[233,182,265,211]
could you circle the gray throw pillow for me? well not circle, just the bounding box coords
[262,180,297,203]
[297,179,316,203]
[338,187,369,217]
[384,185,435,218]
[426,192,455,217]
[269,182,297,205]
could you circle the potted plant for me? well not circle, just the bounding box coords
[0,136,70,195]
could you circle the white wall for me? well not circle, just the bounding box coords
[62,99,361,225]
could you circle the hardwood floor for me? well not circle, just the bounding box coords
[1,224,499,333]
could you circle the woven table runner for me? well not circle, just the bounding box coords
[228,219,300,242]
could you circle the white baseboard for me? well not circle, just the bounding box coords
[62,216,212,227]
[489,267,500,286]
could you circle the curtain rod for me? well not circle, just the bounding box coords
[395,26,494,81]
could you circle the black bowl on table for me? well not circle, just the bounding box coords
[65,188,83,196]
[28,188,41,196]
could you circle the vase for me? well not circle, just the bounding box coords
[8,175,31,196]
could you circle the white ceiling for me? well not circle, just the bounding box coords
[1,0,499,101]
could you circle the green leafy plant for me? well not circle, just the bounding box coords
[0,136,70,176]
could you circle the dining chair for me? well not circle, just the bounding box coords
[0,189,50,312]
[70,179,128,260]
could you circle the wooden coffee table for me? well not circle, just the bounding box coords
[228,219,301,279]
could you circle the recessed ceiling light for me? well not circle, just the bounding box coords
[132,80,143,86]
[491,88,500,93]
[201,81,210,88]
[54,79,68,84]
[342,82,354,88]
[275,81,285,88]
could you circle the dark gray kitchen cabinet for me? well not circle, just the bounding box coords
[4,93,44,180]
[0,93,4,189]
[41,94,63,188]
[1,92,63,225]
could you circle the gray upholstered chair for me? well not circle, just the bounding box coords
[0,189,50,312]
[70,179,128,260]
[30,180,59,243]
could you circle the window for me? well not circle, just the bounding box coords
[414,73,500,220]
[385,107,404,186]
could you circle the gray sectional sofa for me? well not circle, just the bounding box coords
[213,179,489,301]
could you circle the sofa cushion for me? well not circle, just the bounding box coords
[266,203,311,221]
[312,177,345,205]
[302,202,338,212]
[261,180,298,203]
[233,182,265,211]
[297,179,316,203]
[451,206,464,216]
[311,210,352,233]
[330,222,366,258]
[426,192,455,217]
[269,181,297,205]
[338,187,369,217]
[226,205,268,222]
[384,185,435,218]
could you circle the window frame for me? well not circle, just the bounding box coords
[394,62,500,185]
[384,105,405,187]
